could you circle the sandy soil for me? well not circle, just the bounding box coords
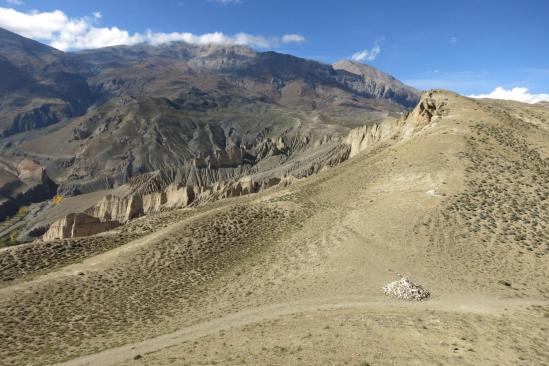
[1,91,548,366]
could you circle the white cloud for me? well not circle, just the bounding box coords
[450,36,457,44]
[470,87,549,104]
[351,38,383,62]
[0,8,69,39]
[281,34,305,44]
[143,31,286,49]
[0,7,305,51]
[5,0,23,5]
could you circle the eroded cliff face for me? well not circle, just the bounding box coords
[0,158,57,221]
[41,176,276,240]
[343,90,453,158]
[41,91,448,241]
[42,213,121,241]
[86,194,143,223]
[344,120,398,158]
[190,147,249,169]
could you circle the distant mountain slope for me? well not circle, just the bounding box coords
[0,28,94,137]
[75,43,420,107]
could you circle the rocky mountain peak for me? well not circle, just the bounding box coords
[333,59,420,106]
[333,60,391,80]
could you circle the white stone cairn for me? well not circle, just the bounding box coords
[382,276,430,301]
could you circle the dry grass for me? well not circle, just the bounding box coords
[0,201,308,365]
[422,102,549,298]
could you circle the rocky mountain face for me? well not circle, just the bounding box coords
[0,28,94,137]
[0,27,421,242]
[332,60,419,107]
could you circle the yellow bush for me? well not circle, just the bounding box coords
[17,206,29,216]
[52,194,63,205]
[9,230,19,242]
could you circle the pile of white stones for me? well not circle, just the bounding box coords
[382,277,430,301]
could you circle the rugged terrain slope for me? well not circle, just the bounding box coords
[0,90,547,365]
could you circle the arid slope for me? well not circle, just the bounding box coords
[0,90,548,366]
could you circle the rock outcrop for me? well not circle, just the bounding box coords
[345,120,397,158]
[86,194,144,223]
[42,213,120,241]
[399,91,449,138]
[408,92,448,124]
[87,183,195,223]
[143,183,195,211]
[0,158,57,221]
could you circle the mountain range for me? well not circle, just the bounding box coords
[0,26,419,231]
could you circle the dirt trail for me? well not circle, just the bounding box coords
[54,295,547,366]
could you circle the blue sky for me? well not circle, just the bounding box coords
[1,0,548,98]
